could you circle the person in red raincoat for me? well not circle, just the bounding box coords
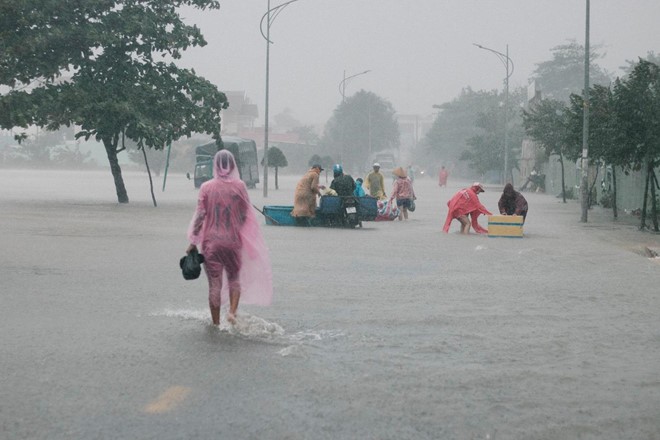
[438,166,449,187]
[443,182,492,234]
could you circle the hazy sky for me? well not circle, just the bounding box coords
[179,0,660,127]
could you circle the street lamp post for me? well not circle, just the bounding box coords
[474,43,514,184]
[260,0,299,197]
[580,0,590,222]
[338,69,371,103]
[337,69,370,164]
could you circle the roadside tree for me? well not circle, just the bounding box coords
[261,147,288,190]
[0,0,228,203]
[321,90,399,172]
[531,39,612,103]
[522,98,574,202]
[613,59,660,231]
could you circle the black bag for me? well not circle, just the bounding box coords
[179,250,205,280]
[408,199,416,212]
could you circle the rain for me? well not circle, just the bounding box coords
[1,1,660,439]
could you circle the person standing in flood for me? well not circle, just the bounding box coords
[390,166,416,221]
[186,150,273,326]
[438,166,449,187]
[291,164,324,226]
[365,163,386,200]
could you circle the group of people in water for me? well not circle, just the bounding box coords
[443,182,529,234]
[291,162,417,223]
[185,150,529,326]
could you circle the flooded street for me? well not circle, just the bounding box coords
[1,169,659,439]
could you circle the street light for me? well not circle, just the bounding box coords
[260,0,299,197]
[474,43,514,184]
[338,69,371,103]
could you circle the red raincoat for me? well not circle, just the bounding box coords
[443,187,492,233]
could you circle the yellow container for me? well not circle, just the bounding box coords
[488,215,524,238]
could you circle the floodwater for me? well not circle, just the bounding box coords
[1,168,659,439]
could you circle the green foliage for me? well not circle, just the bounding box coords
[522,98,578,160]
[308,154,322,167]
[613,60,660,171]
[531,39,612,103]
[613,59,660,230]
[621,51,660,76]
[262,147,288,168]
[459,87,526,177]
[0,0,226,203]
[321,90,399,171]
[423,87,498,164]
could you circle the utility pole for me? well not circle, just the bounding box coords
[473,43,514,184]
[581,0,590,222]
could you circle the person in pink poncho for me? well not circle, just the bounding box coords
[186,150,273,326]
[443,182,492,234]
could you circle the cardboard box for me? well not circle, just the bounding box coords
[488,215,524,238]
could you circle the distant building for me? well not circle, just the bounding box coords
[221,91,259,135]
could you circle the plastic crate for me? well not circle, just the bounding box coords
[488,215,524,238]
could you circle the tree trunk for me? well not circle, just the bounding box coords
[559,153,566,203]
[640,161,650,230]
[142,147,157,207]
[103,136,129,203]
[612,165,618,219]
[275,167,279,190]
[650,168,659,232]
[588,165,600,208]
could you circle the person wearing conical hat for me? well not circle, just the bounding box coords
[390,166,416,221]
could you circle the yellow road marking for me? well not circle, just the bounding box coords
[144,386,191,414]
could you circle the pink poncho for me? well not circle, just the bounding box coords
[188,150,273,307]
[443,187,492,233]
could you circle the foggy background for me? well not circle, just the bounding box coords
[178,0,660,126]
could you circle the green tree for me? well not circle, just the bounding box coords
[321,90,399,172]
[422,88,498,166]
[522,98,575,202]
[566,85,622,213]
[621,51,660,75]
[532,39,612,103]
[0,0,228,203]
[613,59,660,231]
[261,146,288,190]
[460,87,525,181]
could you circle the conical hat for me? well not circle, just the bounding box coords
[393,167,407,178]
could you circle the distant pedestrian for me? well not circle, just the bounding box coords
[498,183,528,223]
[438,166,449,187]
[443,182,492,234]
[186,150,273,326]
[365,163,387,200]
[390,167,416,221]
